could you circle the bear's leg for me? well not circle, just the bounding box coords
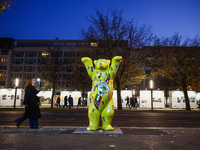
[87,96,101,130]
[101,98,114,130]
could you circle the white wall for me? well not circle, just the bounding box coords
[0,88,22,106]
[170,91,197,108]
[60,91,81,105]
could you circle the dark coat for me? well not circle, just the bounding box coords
[23,85,41,120]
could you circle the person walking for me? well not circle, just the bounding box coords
[56,96,61,108]
[130,97,135,109]
[68,95,73,109]
[15,78,41,129]
[77,97,81,108]
[126,96,130,108]
[63,96,68,108]
[134,97,138,109]
[199,99,200,108]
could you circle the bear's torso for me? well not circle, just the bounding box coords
[90,70,114,111]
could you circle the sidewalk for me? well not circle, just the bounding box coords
[1,126,200,150]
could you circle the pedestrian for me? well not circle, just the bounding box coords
[125,96,130,108]
[130,97,135,109]
[77,97,81,108]
[68,95,73,109]
[15,78,41,129]
[134,97,138,109]
[56,96,61,108]
[199,99,200,108]
[63,95,68,108]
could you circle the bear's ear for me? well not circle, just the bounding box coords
[107,60,111,66]
[94,60,97,67]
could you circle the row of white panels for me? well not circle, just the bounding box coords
[0,89,199,108]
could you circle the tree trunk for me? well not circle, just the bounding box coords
[182,78,191,111]
[115,77,122,110]
[51,83,56,109]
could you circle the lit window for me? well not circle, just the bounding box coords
[42,52,49,56]
[90,42,98,47]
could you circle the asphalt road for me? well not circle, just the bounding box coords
[0,108,200,150]
[0,108,200,128]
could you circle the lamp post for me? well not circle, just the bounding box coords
[14,78,19,109]
[150,80,153,110]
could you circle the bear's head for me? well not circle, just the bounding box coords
[94,59,110,70]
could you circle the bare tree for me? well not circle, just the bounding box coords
[81,9,153,109]
[149,33,200,110]
[37,46,65,108]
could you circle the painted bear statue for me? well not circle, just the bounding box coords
[81,56,122,130]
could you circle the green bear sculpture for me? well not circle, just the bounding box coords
[81,56,122,130]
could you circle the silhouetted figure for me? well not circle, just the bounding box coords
[63,96,68,108]
[134,97,138,109]
[77,97,81,108]
[68,95,73,109]
[15,78,41,129]
[126,96,130,108]
[56,97,61,108]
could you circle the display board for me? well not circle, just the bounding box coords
[153,91,165,108]
[170,91,197,108]
[139,90,165,108]
[60,91,81,105]
[139,90,151,108]
[0,88,22,106]
[37,91,52,105]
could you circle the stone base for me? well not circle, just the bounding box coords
[73,127,123,135]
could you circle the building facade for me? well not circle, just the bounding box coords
[0,38,93,91]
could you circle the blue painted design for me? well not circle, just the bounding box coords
[100,73,102,76]
[115,65,117,68]
[88,67,89,70]
[102,101,104,105]
[90,98,91,103]
[112,105,114,110]
[103,117,105,121]
[106,72,107,75]
[91,67,93,72]
[111,67,113,71]
[92,109,95,112]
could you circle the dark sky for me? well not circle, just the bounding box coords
[0,0,199,40]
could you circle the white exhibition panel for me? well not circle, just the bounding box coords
[196,93,200,101]
[37,91,52,105]
[139,90,165,108]
[171,91,197,108]
[140,90,151,108]
[60,91,81,105]
[0,88,22,106]
[153,91,165,108]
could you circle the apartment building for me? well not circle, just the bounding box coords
[0,38,93,90]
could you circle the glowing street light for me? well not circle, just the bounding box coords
[14,78,19,109]
[37,78,41,88]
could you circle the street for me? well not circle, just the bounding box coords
[0,108,200,128]
[0,108,200,150]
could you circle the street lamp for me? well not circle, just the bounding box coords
[150,80,153,110]
[37,78,41,88]
[14,78,19,109]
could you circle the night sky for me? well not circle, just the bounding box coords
[0,0,199,40]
